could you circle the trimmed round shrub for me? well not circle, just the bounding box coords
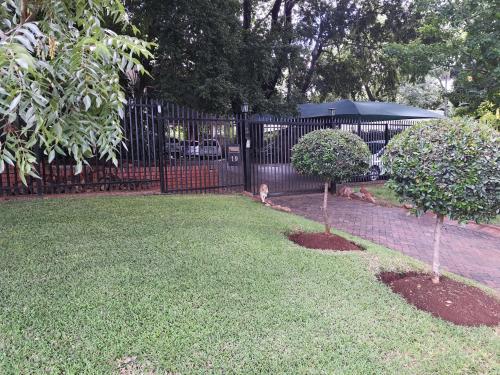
[291,129,370,233]
[383,118,499,283]
[383,118,499,223]
[291,129,371,182]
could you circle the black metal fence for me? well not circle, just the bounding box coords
[1,98,418,197]
[248,116,331,195]
[247,116,415,195]
[158,103,244,194]
[1,98,163,196]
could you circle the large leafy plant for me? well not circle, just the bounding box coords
[383,119,499,283]
[291,129,370,233]
[0,0,153,183]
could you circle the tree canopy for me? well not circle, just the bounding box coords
[124,0,429,113]
[387,0,499,115]
[0,0,152,181]
[123,0,497,117]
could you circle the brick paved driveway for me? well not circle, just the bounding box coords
[272,194,500,291]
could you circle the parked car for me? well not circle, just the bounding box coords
[164,138,184,159]
[367,142,387,181]
[184,140,199,157]
[366,140,385,154]
[199,139,222,159]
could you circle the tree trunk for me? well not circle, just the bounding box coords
[323,182,330,234]
[364,84,377,101]
[431,214,444,284]
[270,0,283,28]
[301,18,325,95]
[262,0,296,99]
[20,0,28,23]
[301,40,323,94]
[242,0,252,30]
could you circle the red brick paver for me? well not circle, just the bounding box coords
[272,194,500,291]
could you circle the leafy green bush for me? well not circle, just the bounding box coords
[292,129,370,233]
[291,129,370,182]
[0,1,153,183]
[383,118,499,282]
[476,101,500,131]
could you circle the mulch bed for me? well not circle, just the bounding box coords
[378,272,500,327]
[288,232,363,251]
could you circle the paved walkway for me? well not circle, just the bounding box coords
[272,194,500,291]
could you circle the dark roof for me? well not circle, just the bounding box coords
[298,99,444,121]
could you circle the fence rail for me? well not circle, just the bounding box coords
[1,98,419,197]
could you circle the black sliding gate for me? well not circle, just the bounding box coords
[0,98,416,197]
[158,102,244,194]
[247,116,415,196]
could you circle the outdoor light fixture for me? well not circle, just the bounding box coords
[329,107,336,117]
[241,102,249,113]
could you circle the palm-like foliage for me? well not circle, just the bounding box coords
[0,0,153,182]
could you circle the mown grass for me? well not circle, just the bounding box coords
[353,183,405,207]
[0,195,498,374]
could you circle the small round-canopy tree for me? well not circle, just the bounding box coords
[383,119,499,283]
[291,129,370,233]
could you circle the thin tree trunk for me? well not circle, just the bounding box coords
[432,214,444,284]
[301,40,323,94]
[364,84,377,101]
[323,182,330,234]
[20,0,28,23]
[242,0,252,30]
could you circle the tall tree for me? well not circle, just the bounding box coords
[448,0,499,112]
[310,0,422,102]
[127,0,490,114]
[386,0,498,115]
[125,0,242,113]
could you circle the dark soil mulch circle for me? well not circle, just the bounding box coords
[288,232,363,251]
[378,272,500,327]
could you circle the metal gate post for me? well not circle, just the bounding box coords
[241,105,252,192]
[156,102,166,193]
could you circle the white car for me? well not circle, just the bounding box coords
[199,139,222,159]
[164,138,184,159]
[367,141,386,181]
[184,140,199,157]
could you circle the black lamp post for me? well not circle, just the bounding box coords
[241,102,249,114]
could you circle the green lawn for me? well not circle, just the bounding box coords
[0,195,498,374]
[355,183,404,207]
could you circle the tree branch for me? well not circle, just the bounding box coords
[364,84,377,101]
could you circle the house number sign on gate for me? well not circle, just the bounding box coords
[227,145,241,166]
